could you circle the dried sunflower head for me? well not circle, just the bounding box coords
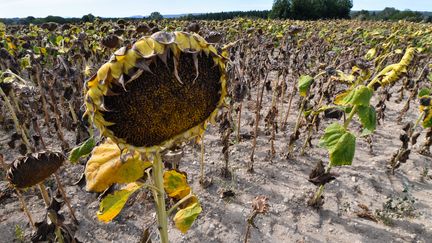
[84,31,227,153]
[6,152,64,189]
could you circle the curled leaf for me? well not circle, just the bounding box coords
[298,75,314,97]
[173,202,202,233]
[85,138,151,192]
[163,170,190,200]
[68,137,96,163]
[97,182,142,222]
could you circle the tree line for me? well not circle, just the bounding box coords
[270,0,353,19]
[1,3,431,25]
[352,8,431,22]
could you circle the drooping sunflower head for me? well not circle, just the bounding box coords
[84,31,227,152]
[7,151,64,189]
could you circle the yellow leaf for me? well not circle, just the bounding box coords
[85,138,152,192]
[175,32,191,51]
[173,202,202,233]
[334,90,351,105]
[365,48,376,60]
[109,62,123,80]
[97,182,142,222]
[163,170,190,200]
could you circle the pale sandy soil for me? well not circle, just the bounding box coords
[1,82,432,243]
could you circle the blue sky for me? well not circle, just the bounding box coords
[0,0,431,18]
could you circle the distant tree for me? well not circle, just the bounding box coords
[44,15,67,24]
[149,12,163,20]
[180,11,269,20]
[352,10,370,21]
[82,13,95,22]
[291,0,317,20]
[335,0,353,19]
[269,0,291,19]
[379,7,399,20]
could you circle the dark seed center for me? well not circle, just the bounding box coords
[102,51,222,147]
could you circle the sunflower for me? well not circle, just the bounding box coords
[84,31,227,153]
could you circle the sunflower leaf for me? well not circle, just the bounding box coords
[97,182,142,223]
[85,139,152,192]
[298,75,314,97]
[357,105,376,132]
[68,137,96,163]
[163,170,190,200]
[173,202,202,234]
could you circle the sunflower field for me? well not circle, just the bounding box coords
[1,18,432,242]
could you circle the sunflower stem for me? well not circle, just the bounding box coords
[199,134,205,184]
[38,183,51,207]
[54,173,78,224]
[152,151,169,243]
[167,192,193,216]
[236,103,243,142]
[0,87,32,152]
[15,189,36,230]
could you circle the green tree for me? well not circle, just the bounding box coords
[149,12,163,20]
[269,0,291,19]
[82,13,95,22]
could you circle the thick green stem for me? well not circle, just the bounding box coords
[343,105,358,129]
[167,192,194,216]
[152,152,169,243]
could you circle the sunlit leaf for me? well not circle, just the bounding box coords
[319,123,356,166]
[173,202,202,233]
[357,105,376,132]
[298,75,314,97]
[340,85,372,106]
[418,88,431,98]
[85,138,152,192]
[68,137,96,163]
[163,170,190,200]
[97,182,142,222]
[329,132,356,166]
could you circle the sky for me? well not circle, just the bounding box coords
[0,0,431,18]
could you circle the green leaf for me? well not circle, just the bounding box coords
[320,123,356,166]
[423,109,432,128]
[163,170,190,200]
[298,75,314,97]
[68,137,96,163]
[418,88,431,98]
[365,48,376,60]
[173,202,202,233]
[319,123,345,149]
[97,182,142,222]
[361,128,374,137]
[345,85,373,106]
[357,105,376,132]
[55,35,63,46]
[329,132,356,166]
[334,89,353,105]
